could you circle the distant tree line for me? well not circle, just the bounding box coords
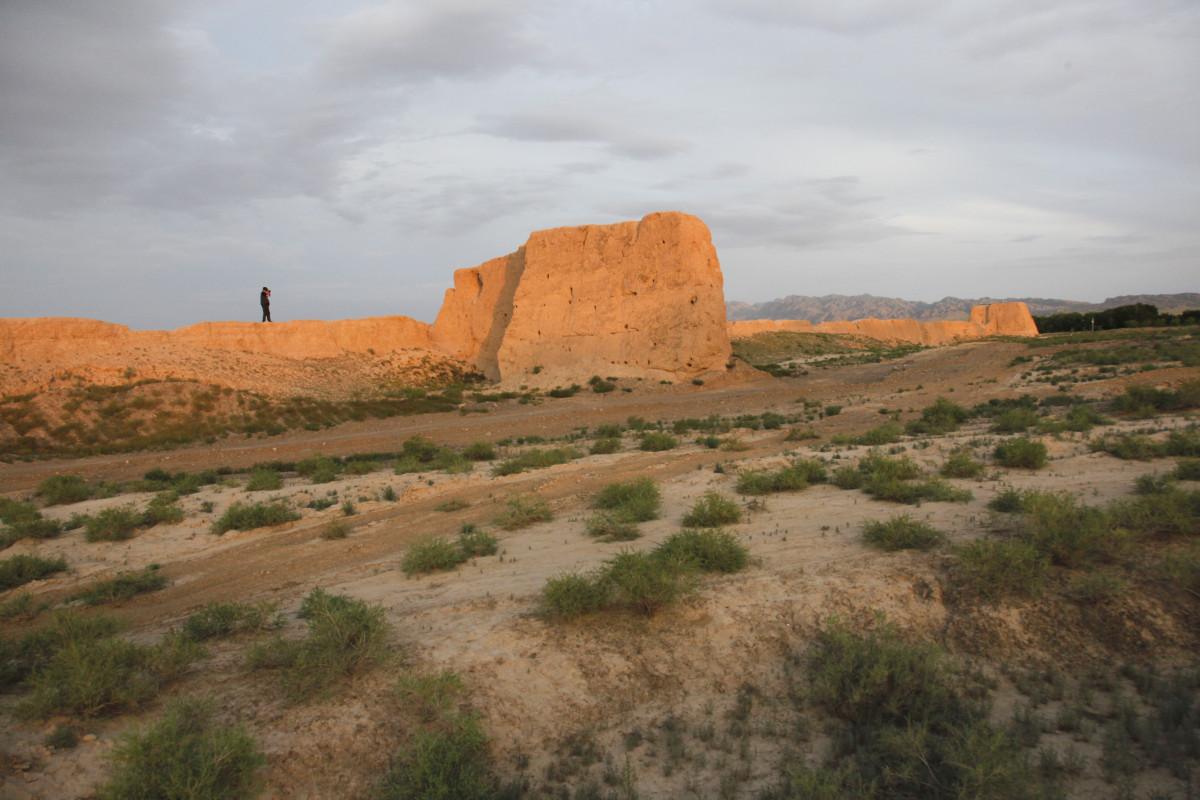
[1034,303,1200,333]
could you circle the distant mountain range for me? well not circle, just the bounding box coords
[725,293,1200,322]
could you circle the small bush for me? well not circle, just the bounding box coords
[1064,572,1126,603]
[845,422,903,446]
[494,495,552,530]
[493,447,580,476]
[377,712,499,800]
[181,601,279,642]
[45,725,79,750]
[141,492,184,526]
[584,513,640,542]
[297,454,342,484]
[37,474,93,505]
[605,550,696,616]
[457,527,497,558]
[1020,491,1116,567]
[994,438,1048,469]
[824,405,842,417]
[681,491,741,527]
[1135,473,1175,495]
[785,426,819,441]
[97,697,263,800]
[862,515,945,551]
[1092,433,1161,461]
[245,468,283,491]
[592,478,661,522]
[736,459,824,495]
[210,501,300,535]
[84,506,142,542]
[589,437,621,455]
[991,408,1040,434]
[954,539,1048,601]
[638,432,678,452]
[1174,458,1200,481]
[402,536,465,576]
[988,487,1026,513]
[462,441,496,461]
[654,529,749,572]
[248,588,388,700]
[941,449,984,479]
[73,566,168,605]
[0,553,68,591]
[1064,404,1111,432]
[905,398,969,435]
[540,572,613,618]
[3,516,62,544]
[321,520,351,540]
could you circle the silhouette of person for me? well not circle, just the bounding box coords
[260,287,272,322]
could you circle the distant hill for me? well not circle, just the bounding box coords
[725,293,1200,322]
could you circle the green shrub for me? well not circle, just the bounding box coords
[493,447,580,476]
[905,398,969,435]
[248,588,388,700]
[824,405,842,417]
[1064,572,1126,603]
[0,497,43,526]
[97,697,263,800]
[736,459,825,495]
[37,475,93,505]
[297,454,341,484]
[3,516,62,544]
[654,529,749,572]
[988,487,1026,513]
[245,468,282,491]
[785,426,819,441]
[857,452,922,481]
[862,516,945,551]
[592,478,661,522]
[540,572,613,618]
[1092,433,1161,461]
[85,506,142,541]
[681,491,741,527]
[584,513,640,542]
[141,492,184,526]
[20,631,199,718]
[457,527,497,558]
[605,550,696,616]
[73,566,168,605]
[589,437,621,455]
[402,536,465,576]
[832,465,864,489]
[0,611,121,690]
[1164,427,1200,457]
[1135,473,1175,495]
[181,601,279,642]
[638,432,678,452]
[1020,491,1115,567]
[321,520,351,540]
[462,441,496,461]
[991,408,1041,434]
[1174,458,1200,481]
[1108,489,1200,538]
[941,449,984,479]
[378,712,499,800]
[845,422,903,446]
[994,438,1048,469]
[954,539,1048,601]
[45,725,79,750]
[1064,404,1111,432]
[210,501,300,535]
[0,553,68,591]
[494,495,552,530]
[340,500,356,516]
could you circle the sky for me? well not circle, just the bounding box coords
[1,0,1197,329]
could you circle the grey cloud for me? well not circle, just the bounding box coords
[709,0,939,33]
[477,110,689,161]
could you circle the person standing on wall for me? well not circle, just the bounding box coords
[260,286,272,322]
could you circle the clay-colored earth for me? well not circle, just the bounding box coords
[1,332,1198,799]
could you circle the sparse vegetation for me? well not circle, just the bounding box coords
[681,491,741,527]
[37,474,94,505]
[245,468,283,491]
[638,431,678,451]
[211,500,300,535]
[941,448,984,479]
[402,527,498,575]
[493,447,581,476]
[592,478,661,522]
[862,515,945,551]
[97,697,264,800]
[181,601,280,642]
[0,553,68,591]
[494,494,552,530]
[994,437,1048,469]
[905,397,969,435]
[72,565,168,605]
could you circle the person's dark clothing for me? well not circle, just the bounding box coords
[260,290,271,322]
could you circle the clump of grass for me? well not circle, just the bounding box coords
[494,494,552,530]
[638,432,678,451]
[141,492,184,526]
[1091,432,1161,461]
[402,536,466,576]
[462,441,496,461]
[1064,572,1126,603]
[72,565,168,605]
[1174,458,1200,481]
[681,491,741,527]
[340,500,356,516]
[1020,490,1116,567]
[905,397,969,435]
[835,452,971,505]
[297,454,342,484]
[798,621,1054,799]
[180,601,280,642]
[994,437,1048,469]
[394,670,464,722]
[540,572,614,619]
[44,724,79,750]
[589,437,621,455]
[988,486,1027,513]
[84,506,142,542]
[584,513,640,542]
[862,515,945,551]
[0,611,121,691]
[736,458,826,495]
[378,709,500,800]
[321,520,350,540]
[604,550,697,616]
[380,485,398,502]
[991,408,1041,434]
[0,592,45,621]
[1064,404,1111,432]
[492,447,580,476]
[97,697,264,800]
[37,474,93,505]
[785,426,819,441]
[245,468,282,491]
[394,439,471,475]
[0,553,68,590]
[593,478,661,522]
[1134,473,1174,495]
[940,449,984,479]
[210,500,300,535]
[247,588,388,700]
[655,529,749,572]
[435,498,469,512]
[835,422,903,446]
[953,539,1049,601]
[457,526,497,558]
[19,625,200,718]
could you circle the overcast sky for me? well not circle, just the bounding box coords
[1,1,1197,328]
